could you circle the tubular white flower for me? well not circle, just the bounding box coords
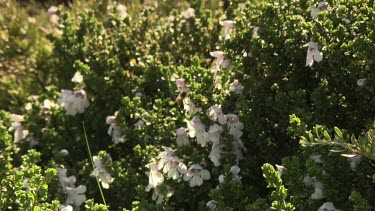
[229,80,243,95]
[71,71,83,83]
[182,8,195,19]
[187,116,208,147]
[176,127,189,146]
[57,89,90,116]
[305,42,323,67]
[318,202,341,211]
[311,2,328,18]
[157,146,175,170]
[145,162,164,192]
[206,124,223,144]
[91,156,114,189]
[163,156,187,179]
[117,4,127,19]
[183,164,211,187]
[207,105,227,125]
[206,200,217,211]
[8,114,28,143]
[106,116,125,144]
[210,51,225,72]
[348,155,361,171]
[219,20,235,40]
[209,143,223,166]
[65,185,86,207]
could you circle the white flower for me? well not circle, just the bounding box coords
[342,18,350,24]
[65,185,86,207]
[210,51,225,73]
[209,143,223,166]
[207,105,227,125]
[182,8,195,19]
[305,42,323,67]
[175,78,190,93]
[60,205,73,211]
[91,156,114,189]
[275,164,285,177]
[227,114,244,139]
[219,20,235,40]
[145,162,164,192]
[57,89,90,116]
[183,97,201,115]
[356,78,366,87]
[133,119,145,127]
[187,116,208,146]
[151,186,174,204]
[229,80,243,95]
[71,71,83,83]
[48,6,59,25]
[106,116,125,144]
[57,168,76,188]
[176,127,189,146]
[117,4,127,19]
[42,99,58,111]
[318,202,341,211]
[221,59,231,68]
[183,164,211,187]
[8,114,28,143]
[311,2,328,18]
[162,156,187,179]
[310,154,323,163]
[348,155,361,171]
[304,176,324,200]
[59,149,69,157]
[206,124,223,144]
[206,200,217,211]
[232,140,246,163]
[157,146,175,170]
[219,165,241,184]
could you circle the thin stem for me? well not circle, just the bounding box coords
[82,121,107,206]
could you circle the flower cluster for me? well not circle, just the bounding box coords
[106,115,125,144]
[57,89,90,116]
[91,155,114,189]
[57,168,87,208]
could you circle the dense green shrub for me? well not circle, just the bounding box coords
[0,0,374,210]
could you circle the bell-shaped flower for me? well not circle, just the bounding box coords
[181,8,195,19]
[106,116,125,144]
[311,2,328,18]
[176,78,190,93]
[71,71,83,83]
[145,162,165,192]
[48,6,59,25]
[229,80,243,95]
[206,124,223,144]
[91,156,114,189]
[162,156,187,179]
[71,90,90,114]
[318,202,341,211]
[210,51,225,73]
[65,185,86,207]
[207,105,227,125]
[209,143,223,167]
[227,114,244,135]
[183,164,211,187]
[57,89,90,116]
[305,42,323,67]
[8,114,29,143]
[157,146,175,170]
[117,4,127,19]
[219,20,235,40]
[57,168,76,188]
[176,127,189,146]
[187,116,208,146]
[357,78,366,87]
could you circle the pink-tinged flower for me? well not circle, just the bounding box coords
[176,78,190,93]
[65,185,86,207]
[183,97,201,114]
[181,8,195,19]
[117,4,127,19]
[71,71,83,83]
[219,20,235,40]
[145,162,164,192]
[210,51,225,72]
[209,143,223,166]
[57,89,90,116]
[162,156,187,179]
[8,114,28,143]
[91,156,114,189]
[48,6,59,25]
[187,116,208,147]
[106,115,125,144]
[357,78,366,87]
[207,105,227,125]
[183,164,211,187]
[57,168,76,188]
[305,42,323,67]
[232,139,246,163]
[318,202,340,211]
[176,127,189,146]
[229,80,243,95]
[221,59,231,68]
[311,2,328,18]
